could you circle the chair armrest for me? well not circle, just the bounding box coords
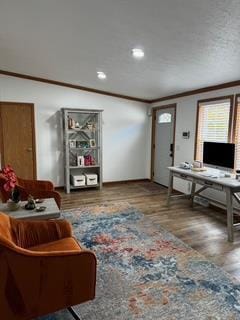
[4,248,97,319]
[17,178,54,191]
[11,218,72,248]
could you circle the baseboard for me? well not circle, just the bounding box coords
[55,179,151,190]
[55,186,65,191]
[103,178,150,186]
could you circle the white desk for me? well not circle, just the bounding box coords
[167,166,240,242]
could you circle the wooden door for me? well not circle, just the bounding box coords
[0,102,36,179]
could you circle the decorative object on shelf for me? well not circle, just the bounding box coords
[69,140,76,148]
[1,165,21,210]
[87,123,94,130]
[69,152,77,166]
[84,154,95,166]
[76,140,89,148]
[85,173,98,185]
[62,108,103,193]
[70,174,86,187]
[82,122,96,131]
[68,116,76,129]
[89,139,96,148]
[24,195,36,210]
[77,156,85,167]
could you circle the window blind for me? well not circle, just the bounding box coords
[234,99,240,170]
[195,100,231,161]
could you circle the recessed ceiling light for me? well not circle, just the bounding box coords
[97,71,107,80]
[132,48,145,59]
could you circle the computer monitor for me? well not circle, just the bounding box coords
[203,142,235,170]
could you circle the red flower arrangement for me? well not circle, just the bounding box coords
[1,165,20,203]
[2,165,17,191]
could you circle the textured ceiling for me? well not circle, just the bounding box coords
[1,0,240,100]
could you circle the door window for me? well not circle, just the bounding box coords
[158,113,172,124]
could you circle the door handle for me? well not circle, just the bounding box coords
[26,147,32,152]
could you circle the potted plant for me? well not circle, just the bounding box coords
[2,165,20,210]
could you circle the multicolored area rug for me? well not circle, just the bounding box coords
[39,202,240,320]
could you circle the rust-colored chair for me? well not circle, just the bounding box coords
[0,213,97,320]
[0,174,61,209]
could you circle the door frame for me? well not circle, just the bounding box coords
[151,103,177,181]
[0,101,37,179]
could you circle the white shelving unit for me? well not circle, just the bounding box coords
[62,108,103,193]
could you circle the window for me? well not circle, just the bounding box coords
[158,113,172,124]
[195,97,233,161]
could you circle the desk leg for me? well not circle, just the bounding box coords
[167,172,173,207]
[226,188,234,242]
[190,182,196,207]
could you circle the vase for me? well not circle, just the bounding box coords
[11,187,21,203]
[7,199,20,211]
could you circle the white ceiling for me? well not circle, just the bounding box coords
[1,0,240,100]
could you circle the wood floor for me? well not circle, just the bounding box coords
[60,180,240,280]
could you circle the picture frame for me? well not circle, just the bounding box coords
[69,140,76,148]
[89,139,96,148]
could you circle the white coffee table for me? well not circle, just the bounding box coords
[0,198,60,220]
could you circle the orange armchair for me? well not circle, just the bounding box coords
[0,174,61,209]
[0,213,97,320]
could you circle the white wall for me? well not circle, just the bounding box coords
[0,75,150,186]
[150,86,240,204]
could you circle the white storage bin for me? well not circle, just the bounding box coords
[85,173,98,186]
[70,174,86,186]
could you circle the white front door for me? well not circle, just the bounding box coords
[153,107,175,186]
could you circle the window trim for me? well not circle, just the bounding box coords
[194,95,235,160]
[233,94,240,169]
[233,94,240,143]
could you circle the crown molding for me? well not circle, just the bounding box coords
[0,70,150,104]
[2,69,240,105]
[149,80,240,104]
